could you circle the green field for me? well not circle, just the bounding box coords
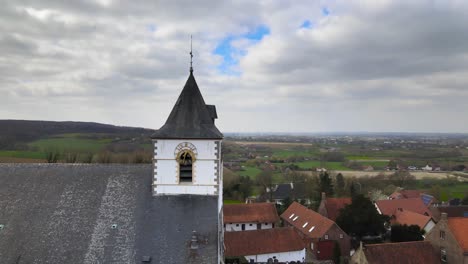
[238,166,262,178]
[354,160,389,169]
[440,184,468,201]
[293,161,350,170]
[272,149,318,158]
[29,137,112,153]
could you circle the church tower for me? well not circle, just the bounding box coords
[151,67,223,196]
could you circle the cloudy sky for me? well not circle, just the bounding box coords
[1,0,468,133]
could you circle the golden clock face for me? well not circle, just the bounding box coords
[175,142,197,162]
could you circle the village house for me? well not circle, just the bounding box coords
[224,227,306,263]
[259,183,311,205]
[350,241,440,264]
[389,189,422,200]
[281,202,351,261]
[223,203,279,232]
[388,189,436,206]
[318,192,351,222]
[391,208,436,234]
[425,213,468,263]
[375,198,432,217]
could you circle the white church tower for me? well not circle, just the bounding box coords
[151,66,223,196]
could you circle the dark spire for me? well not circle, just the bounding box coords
[151,67,222,139]
[190,35,193,74]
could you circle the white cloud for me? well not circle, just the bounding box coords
[1,0,468,132]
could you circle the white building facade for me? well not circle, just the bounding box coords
[245,249,306,263]
[153,139,222,196]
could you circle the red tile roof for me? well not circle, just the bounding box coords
[362,241,439,264]
[375,198,432,217]
[281,202,334,238]
[324,197,351,221]
[224,227,305,257]
[448,217,468,252]
[223,203,280,224]
[392,209,432,229]
[389,190,421,199]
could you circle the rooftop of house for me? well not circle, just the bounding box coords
[429,205,468,222]
[448,217,468,252]
[0,164,218,263]
[375,198,432,217]
[224,227,304,257]
[392,209,432,230]
[389,190,422,199]
[151,71,223,139]
[358,241,440,264]
[223,203,279,224]
[260,183,308,201]
[322,197,351,221]
[280,202,335,238]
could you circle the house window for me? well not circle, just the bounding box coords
[339,234,343,239]
[236,224,239,227]
[249,224,253,226]
[311,242,314,250]
[440,231,445,240]
[441,248,447,262]
[178,151,193,182]
[324,235,329,240]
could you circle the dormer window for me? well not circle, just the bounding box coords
[178,150,193,182]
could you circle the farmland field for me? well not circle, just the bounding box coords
[29,137,112,153]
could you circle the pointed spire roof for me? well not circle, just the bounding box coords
[151,72,223,139]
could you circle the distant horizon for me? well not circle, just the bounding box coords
[3,119,468,135]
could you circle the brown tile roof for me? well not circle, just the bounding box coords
[375,198,432,217]
[392,209,432,229]
[362,241,440,264]
[223,203,280,224]
[224,227,305,257]
[281,202,334,238]
[448,217,468,252]
[324,197,351,221]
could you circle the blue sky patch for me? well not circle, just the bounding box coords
[322,7,330,16]
[214,25,270,75]
[300,20,312,29]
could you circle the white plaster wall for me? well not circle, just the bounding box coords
[225,222,273,232]
[153,139,221,195]
[245,249,306,263]
[424,220,436,234]
[155,140,217,160]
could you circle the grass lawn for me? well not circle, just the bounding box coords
[29,137,111,153]
[440,184,468,201]
[238,166,262,178]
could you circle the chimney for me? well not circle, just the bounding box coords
[441,212,448,221]
[321,192,326,201]
[190,230,198,250]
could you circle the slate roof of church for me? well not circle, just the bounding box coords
[151,71,223,139]
[0,164,219,263]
